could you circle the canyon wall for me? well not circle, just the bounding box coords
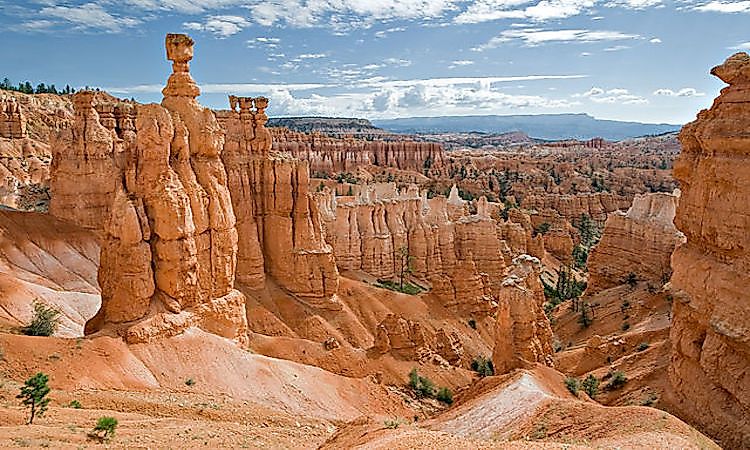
[222,96,339,304]
[521,192,631,223]
[269,127,444,174]
[668,52,750,448]
[587,191,684,294]
[0,95,26,138]
[319,184,544,314]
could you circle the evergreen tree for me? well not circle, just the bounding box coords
[17,372,51,425]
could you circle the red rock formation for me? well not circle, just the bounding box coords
[587,191,684,294]
[0,94,26,138]
[83,34,248,344]
[223,96,339,303]
[668,52,750,448]
[521,192,631,223]
[269,127,444,174]
[492,255,554,373]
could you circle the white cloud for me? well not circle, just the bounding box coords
[106,82,331,95]
[298,53,328,59]
[456,0,596,24]
[473,28,640,50]
[607,0,662,8]
[653,87,705,97]
[34,2,140,32]
[731,41,750,49]
[183,15,249,37]
[575,87,648,104]
[649,37,662,43]
[693,1,750,13]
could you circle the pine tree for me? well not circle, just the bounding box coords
[17,372,51,425]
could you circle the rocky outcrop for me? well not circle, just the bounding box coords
[521,192,631,223]
[668,52,750,448]
[492,255,554,374]
[269,127,444,174]
[320,187,544,314]
[373,313,464,366]
[82,34,248,344]
[0,95,26,138]
[223,96,339,303]
[587,191,685,294]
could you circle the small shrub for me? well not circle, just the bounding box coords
[637,342,650,352]
[185,378,195,386]
[621,322,631,331]
[642,392,658,406]
[22,301,61,337]
[436,387,453,405]
[68,400,82,409]
[90,416,118,442]
[578,303,593,328]
[471,356,495,377]
[565,377,580,396]
[625,272,638,287]
[581,375,599,398]
[384,419,400,429]
[408,368,436,398]
[606,371,628,390]
[533,222,551,236]
[467,318,477,330]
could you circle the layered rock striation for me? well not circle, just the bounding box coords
[222,96,339,303]
[0,94,26,138]
[269,127,444,174]
[319,185,544,313]
[668,52,750,448]
[521,192,631,224]
[492,255,554,373]
[587,191,685,294]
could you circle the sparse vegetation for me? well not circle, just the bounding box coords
[642,392,658,406]
[408,368,436,398]
[572,244,589,269]
[621,322,631,331]
[542,266,586,311]
[375,279,423,295]
[471,356,495,377]
[578,302,593,328]
[533,222,551,236]
[67,400,82,409]
[22,301,61,337]
[185,378,195,386]
[606,371,628,390]
[574,214,601,249]
[90,416,118,442]
[625,272,638,287]
[581,374,600,398]
[467,318,477,330]
[637,342,650,352]
[384,418,401,429]
[17,372,51,424]
[565,377,580,396]
[436,387,454,405]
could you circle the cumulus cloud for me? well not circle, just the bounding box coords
[693,1,750,13]
[650,37,662,43]
[456,0,596,24]
[31,2,140,32]
[575,87,648,104]
[184,15,249,37]
[653,88,705,97]
[473,28,640,50]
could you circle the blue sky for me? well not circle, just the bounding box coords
[1,1,748,123]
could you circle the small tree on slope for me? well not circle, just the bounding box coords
[17,372,51,425]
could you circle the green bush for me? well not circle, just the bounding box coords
[68,400,82,409]
[625,272,638,287]
[375,279,423,295]
[564,377,579,396]
[467,319,477,330]
[384,419,400,429]
[606,371,627,390]
[92,416,118,441]
[533,222,551,236]
[436,387,453,405]
[581,375,599,398]
[637,342,650,352]
[621,322,631,331]
[22,301,61,337]
[408,368,436,398]
[185,378,195,386]
[470,356,494,377]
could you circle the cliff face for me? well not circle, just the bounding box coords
[0,95,26,138]
[521,192,631,223]
[222,97,339,303]
[668,52,750,448]
[81,34,248,344]
[320,185,543,314]
[587,191,685,294]
[492,255,554,373]
[269,127,444,174]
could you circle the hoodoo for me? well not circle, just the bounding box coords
[668,52,750,448]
